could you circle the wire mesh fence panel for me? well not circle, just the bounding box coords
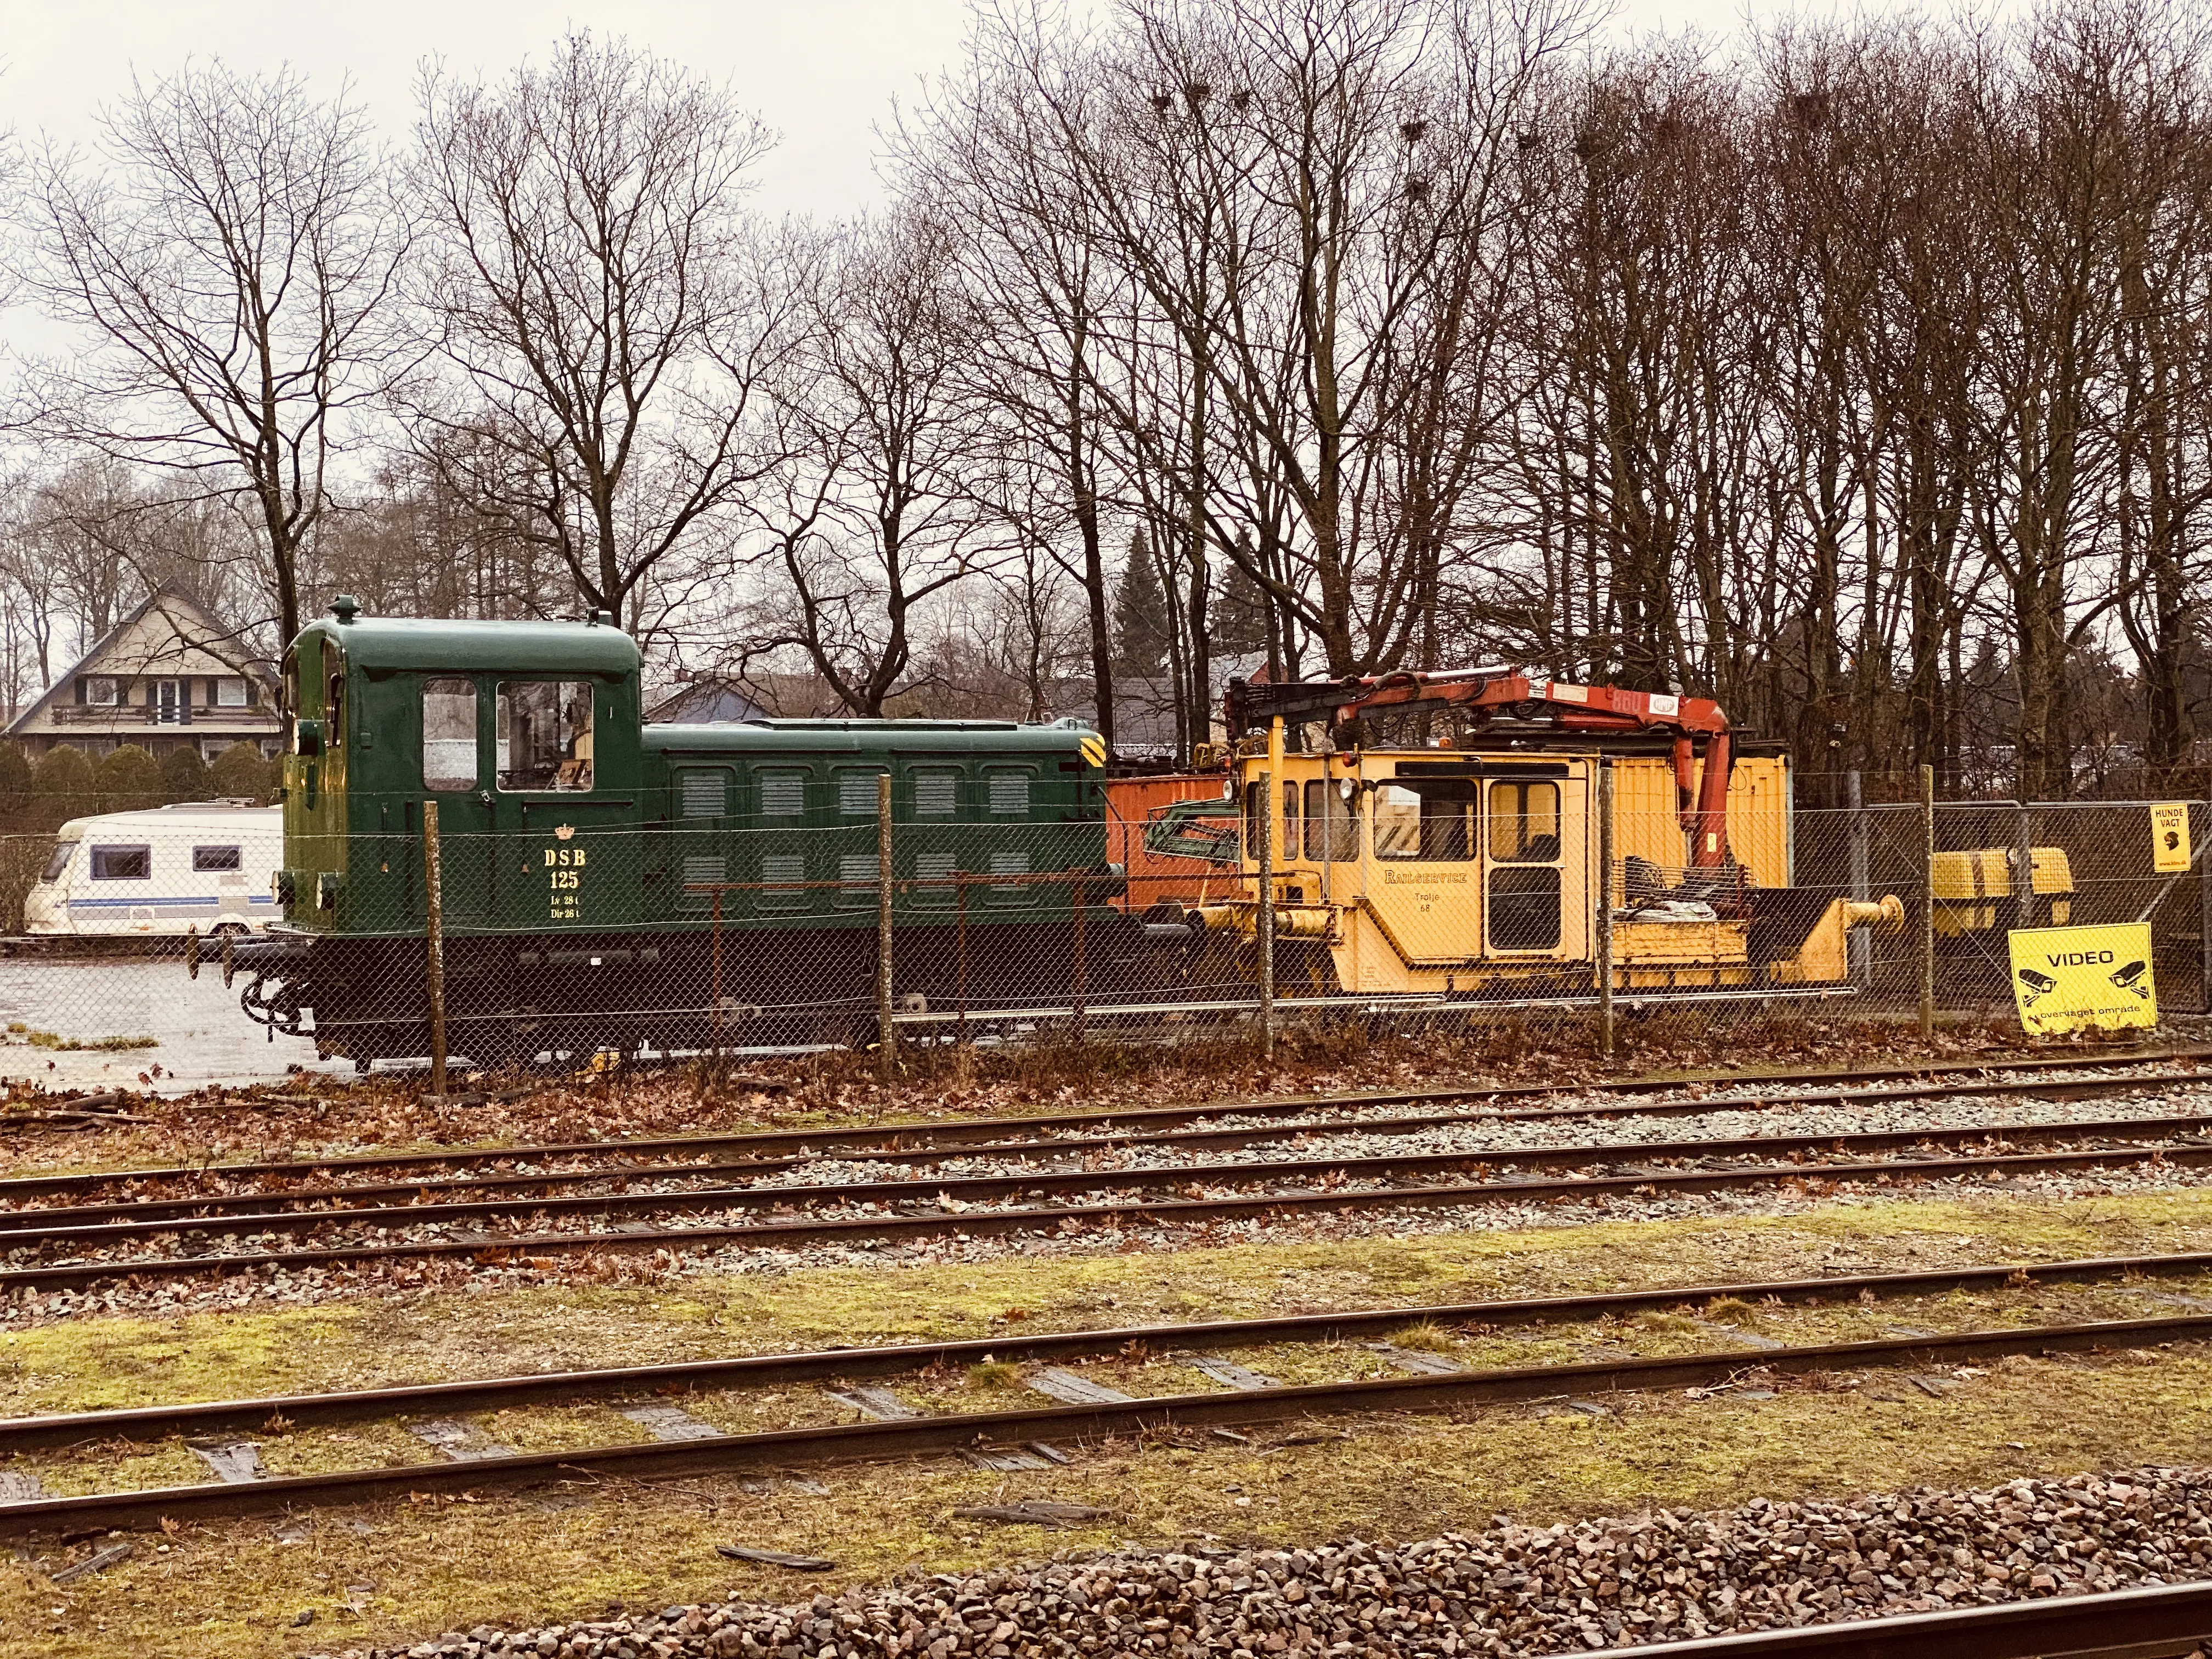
[0,778,2204,1087]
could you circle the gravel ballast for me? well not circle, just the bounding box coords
[337,1465,2212,1658]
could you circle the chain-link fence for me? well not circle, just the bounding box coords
[0,775,2203,1088]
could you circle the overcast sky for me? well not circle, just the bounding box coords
[3,0,1957,219]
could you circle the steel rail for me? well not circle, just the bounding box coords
[2,1311,2208,1539]
[1605,1578,2212,1659]
[8,1074,2200,1227]
[3,1247,2207,1454]
[9,1110,2212,1251]
[5,1138,2211,1293]
[2,1052,2204,1207]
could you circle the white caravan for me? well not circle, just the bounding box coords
[23,804,282,938]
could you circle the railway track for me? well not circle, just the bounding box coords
[1610,1579,2212,1659]
[7,1045,2204,1205]
[6,1108,2212,1248]
[3,1070,2210,1290]
[8,1070,2207,1225]
[1,1248,2207,1538]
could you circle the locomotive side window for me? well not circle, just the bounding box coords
[757,771,806,816]
[838,770,884,816]
[676,769,729,818]
[422,679,478,792]
[912,770,958,817]
[496,681,594,792]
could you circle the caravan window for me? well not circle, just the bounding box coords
[422,680,478,791]
[496,681,594,791]
[40,843,73,884]
[91,846,151,881]
[193,846,243,873]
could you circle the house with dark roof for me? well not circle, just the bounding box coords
[646,676,772,724]
[5,586,281,761]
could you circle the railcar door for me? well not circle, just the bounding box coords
[1480,770,1588,962]
[419,676,493,927]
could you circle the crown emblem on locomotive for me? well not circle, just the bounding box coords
[554,824,574,840]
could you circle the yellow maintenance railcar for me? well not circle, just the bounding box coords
[1145,670,2062,1000]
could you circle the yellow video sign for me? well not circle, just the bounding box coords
[2008,923,2157,1036]
[2152,802,2193,873]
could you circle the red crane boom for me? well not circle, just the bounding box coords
[1223,669,1737,869]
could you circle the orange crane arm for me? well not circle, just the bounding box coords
[1223,669,1737,868]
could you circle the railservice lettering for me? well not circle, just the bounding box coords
[2045,949,2115,967]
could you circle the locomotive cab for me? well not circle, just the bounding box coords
[275,601,645,938]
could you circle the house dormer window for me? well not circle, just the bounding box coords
[82,676,123,707]
[215,677,248,708]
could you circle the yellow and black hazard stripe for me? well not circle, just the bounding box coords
[1077,734,1108,770]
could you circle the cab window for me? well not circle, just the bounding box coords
[1303,780,1358,862]
[496,681,594,791]
[1374,779,1476,860]
[422,679,478,792]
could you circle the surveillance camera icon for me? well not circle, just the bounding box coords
[2110,960,2151,1000]
[2017,967,2058,1007]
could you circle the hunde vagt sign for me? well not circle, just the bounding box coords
[2007,922,2157,1036]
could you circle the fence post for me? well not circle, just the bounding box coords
[877,772,895,1084]
[710,889,724,1089]
[2015,797,2035,931]
[1847,770,1870,988]
[1919,763,1936,1041]
[1070,872,1087,1044]
[1596,761,1615,1060]
[1257,768,1276,1062]
[422,799,447,1100]
[2200,802,2211,1015]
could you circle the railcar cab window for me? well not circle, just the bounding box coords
[1373,779,1477,860]
[496,681,594,792]
[1302,780,1359,862]
[422,679,478,792]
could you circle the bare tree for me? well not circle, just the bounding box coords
[16,62,410,649]
[411,31,782,629]
[733,212,1004,716]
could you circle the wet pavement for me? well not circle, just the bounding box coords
[0,955,350,1093]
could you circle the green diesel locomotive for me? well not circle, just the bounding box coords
[235,600,1147,1068]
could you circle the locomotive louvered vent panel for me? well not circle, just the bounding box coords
[679,772,727,818]
[839,853,879,889]
[914,772,957,816]
[988,772,1030,815]
[915,850,957,880]
[839,772,884,816]
[682,856,725,888]
[989,850,1030,898]
[761,854,805,886]
[758,775,806,816]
